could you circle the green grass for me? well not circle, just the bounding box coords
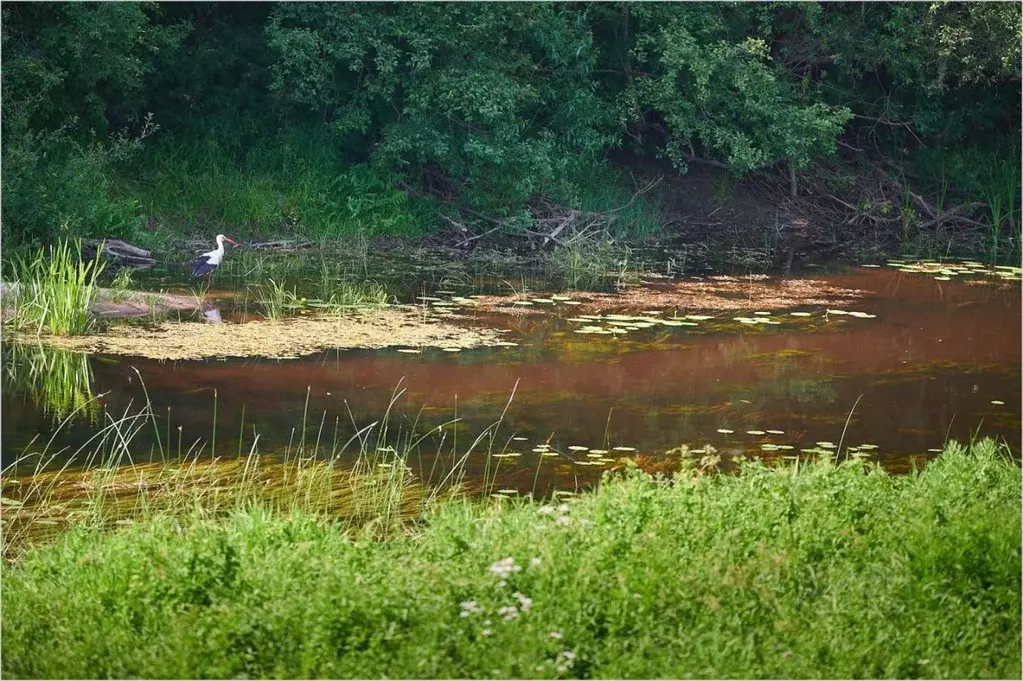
[2,439,1018,679]
[5,237,106,336]
[257,278,294,321]
[132,128,430,240]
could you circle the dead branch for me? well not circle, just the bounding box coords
[248,240,313,251]
[83,239,154,266]
[918,202,987,230]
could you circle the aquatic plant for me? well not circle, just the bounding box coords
[984,158,1021,264]
[323,280,390,314]
[7,237,106,336]
[0,378,520,558]
[258,278,294,321]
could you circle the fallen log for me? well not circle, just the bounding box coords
[82,239,154,266]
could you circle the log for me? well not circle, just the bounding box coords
[82,239,154,266]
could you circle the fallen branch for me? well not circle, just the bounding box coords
[918,202,987,230]
[83,239,154,266]
[248,240,313,250]
[453,224,503,248]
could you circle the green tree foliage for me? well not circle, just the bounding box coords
[1,2,1018,246]
[266,3,620,211]
[1,3,188,246]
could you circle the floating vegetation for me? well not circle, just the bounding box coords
[470,277,867,317]
[29,309,507,360]
[885,260,1022,282]
[733,316,781,325]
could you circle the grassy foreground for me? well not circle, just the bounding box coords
[2,440,1020,679]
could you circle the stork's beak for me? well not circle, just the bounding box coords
[223,237,239,247]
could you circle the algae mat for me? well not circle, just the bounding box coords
[30,309,506,360]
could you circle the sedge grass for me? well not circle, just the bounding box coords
[7,236,106,336]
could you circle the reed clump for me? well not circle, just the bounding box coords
[5,237,106,336]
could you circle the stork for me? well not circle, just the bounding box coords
[191,234,238,279]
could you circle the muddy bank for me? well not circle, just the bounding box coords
[27,308,509,360]
[1,283,202,319]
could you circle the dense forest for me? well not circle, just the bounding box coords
[2,2,1020,261]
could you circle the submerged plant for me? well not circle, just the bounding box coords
[7,237,106,336]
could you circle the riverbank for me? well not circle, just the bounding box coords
[2,439,1018,679]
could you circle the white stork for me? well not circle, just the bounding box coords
[191,234,238,278]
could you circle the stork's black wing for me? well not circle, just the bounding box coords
[191,257,216,278]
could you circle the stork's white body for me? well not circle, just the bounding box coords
[192,234,237,278]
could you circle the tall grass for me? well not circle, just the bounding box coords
[0,378,520,559]
[6,237,106,336]
[258,278,292,321]
[1,437,1018,679]
[984,158,1021,264]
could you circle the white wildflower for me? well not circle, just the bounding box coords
[513,592,533,613]
[557,503,569,513]
[555,515,571,526]
[530,557,542,568]
[556,650,577,673]
[538,505,556,515]
[489,557,522,579]
[549,631,563,640]
[459,599,482,617]
[481,628,493,637]
[498,605,519,620]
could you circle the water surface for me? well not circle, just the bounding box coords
[3,261,1019,493]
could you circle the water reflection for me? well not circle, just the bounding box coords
[3,343,100,423]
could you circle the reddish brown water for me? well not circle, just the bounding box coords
[3,266,1019,492]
